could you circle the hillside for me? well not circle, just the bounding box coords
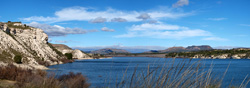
[90,48,130,54]
[52,44,72,50]
[0,22,66,69]
[52,44,92,59]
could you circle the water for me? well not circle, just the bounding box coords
[47,57,250,87]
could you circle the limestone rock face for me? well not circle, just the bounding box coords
[214,54,228,59]
[72,49,92,59]
[231,54,246,59]
[0,22,64,69]
[52,44,92,59]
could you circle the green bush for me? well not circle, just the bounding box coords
[14,55,22,64]
[65,53,73,60]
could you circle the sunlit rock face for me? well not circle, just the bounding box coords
[0,22,64,69]
[52,44,92,59]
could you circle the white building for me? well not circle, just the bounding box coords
[13,23,22,26]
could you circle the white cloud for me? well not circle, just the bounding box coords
[111,18,127,22]
[172,0,189,8]
[208,18,227,21]
[202,37,228,41]
[129,23,186,31]
[137,13,151,20]
[115,23,212,39]
[89,17,107,23]
[101,27,115,32]
[147,20,158,24]
[20,6,193,23]
[28,22,98,36]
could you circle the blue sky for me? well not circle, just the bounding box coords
[1,0,250,50]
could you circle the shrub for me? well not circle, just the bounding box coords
[58,72,90,88]
[14,55,22,64]
[65,53,73,60]
[0,65,89,88]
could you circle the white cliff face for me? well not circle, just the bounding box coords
[72,49,92,59]
[231,54,246,59]
[52,44,92,59]
[191,53,249,59]
[214,54,228,59]
[0,22,63,69]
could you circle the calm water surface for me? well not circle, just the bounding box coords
[47,57,250,87]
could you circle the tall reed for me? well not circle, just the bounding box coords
[106,58,249,88]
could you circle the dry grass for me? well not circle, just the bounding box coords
[1,59,249,88]
[58,72,90,88]
[0,64,89,88]
[104,59,249,88]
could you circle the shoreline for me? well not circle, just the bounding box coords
[105,55,250,59]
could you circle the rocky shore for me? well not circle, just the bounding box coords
[166,48,250,59]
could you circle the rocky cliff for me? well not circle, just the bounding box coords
[0,22,65,69]
[52,44,92,59]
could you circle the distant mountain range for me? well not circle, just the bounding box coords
[145,45,213,53]
[79,48,150,53]
[90,48,130,54]
[78,45,213,54]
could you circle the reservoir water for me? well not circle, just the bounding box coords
[48,57,250,87]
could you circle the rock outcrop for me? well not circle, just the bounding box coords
[0,22,65,69]
[52,44,92,59]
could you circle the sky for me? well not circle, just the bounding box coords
[1,0,250,51]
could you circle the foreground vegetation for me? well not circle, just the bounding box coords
[0,65,89,88]
[104,59,249,88]
[1,59,249,88]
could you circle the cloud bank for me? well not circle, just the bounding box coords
[115,23,212,39]
[28,22,98,37]
[21,6,193,23]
